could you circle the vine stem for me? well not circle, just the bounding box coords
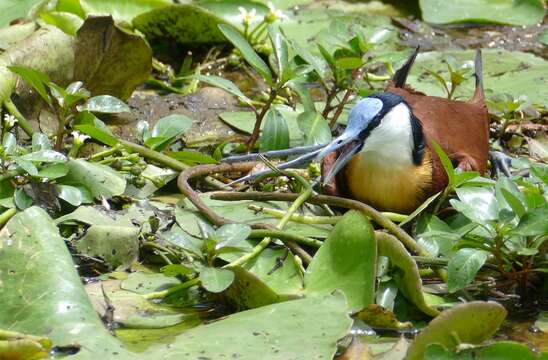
[329,88,352,128]
[212,191,427,257]
[143,277,200,300]
[3,99,34,136]
[0,208,17,229]
[177,162,312,263]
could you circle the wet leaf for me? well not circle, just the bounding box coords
[39,11,83,36]
[419,0,545,26]
[133,4,229,44]
[357,304,412,330]
[200,267,235,293]
[31,133,51,151]
[145,114,193,151]
[36,163,69,179]
[259,108,290,151]
[216,223,252,249]
[425,341,544,359]
[8,65,51,105]
[147,292,351,359]
[447,248,489,293]
[451,187,498,223]
[60,159,126,200]
[77,95,130,113]
[74,124,119,146]
[192,74,252,105]
[20,150,66,163]
[377,232,440,317]
[407,50,548,107]
[222,266,285,309]
[75,16,152,100]
[121,272,181,295]
[199,0,269,28]
[76,225,140,270]
[407,301,506,360]
[219,23,273,85]
[430,139,455,187]
[80,0,171,23]
[511,206,548,236]
[56,184,91,206]
[268,25,290,83]
[0,207,130,358]
[304,211,376,312]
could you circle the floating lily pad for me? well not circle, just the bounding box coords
[407,50,548,107]
[80,0,172,24]
[419,0,545,26]
[133,4,229,44]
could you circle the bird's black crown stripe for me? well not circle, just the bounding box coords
[358,92,425,165]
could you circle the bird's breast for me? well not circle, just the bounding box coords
[344,148,433,214]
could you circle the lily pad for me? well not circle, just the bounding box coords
[0,207,130,358]
[419,0,545,26]
[76,225,140,270]
[406,301,507,360]
[407,50,548,107]
[133,4,229,44]
[147,292,352,359]
[80,0,172,24]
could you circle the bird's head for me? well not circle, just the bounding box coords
[318,92,424,184]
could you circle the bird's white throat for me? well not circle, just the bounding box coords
[359,102,414,166]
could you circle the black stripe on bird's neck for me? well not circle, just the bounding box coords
[410,112,425,165]
[363,92,425,166]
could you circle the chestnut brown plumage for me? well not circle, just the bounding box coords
[320,48,490,213]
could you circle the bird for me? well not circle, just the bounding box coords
[317,47,490,214]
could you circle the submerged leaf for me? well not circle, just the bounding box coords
[406,301,507,360]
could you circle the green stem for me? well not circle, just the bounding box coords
[89,146,120,161]
[226,184,313,268]
[249,229,323,248]
[3,99,33,136]
[119,140,225,190]
[143,277,200,300]
[0,169,22,182]
[364,73,390,81]
[0,208,17,228]
[249,204,340,224]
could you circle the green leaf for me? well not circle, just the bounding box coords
[0,207,129,358]
[31,133,51,151]
[160,264,194,277]
[218,24,273,85]
[200,267,235,293]
[13,188,33,209]
[133,4,229,45]
[56,184,90,206]
[297,111,332,146]
[377,233,439,317]
[305,210,376,312]
[77,225,140,270]
[37,163,69,179]
[60,159,126,200]
[406,301,507,360]
[8,65,51,105]
[500,188,526,219]
[511,206,548,236]
[268,25,290,84]
[40,11,83,36]
[167,151,218,165]
[452,187,498,223]
[215,223,252,249]
[74,124,119,147]
[80,0,172,23]
[77,95,130,113]
[419,0,545,26]
[221,266,285,309]
[20,150,66,163]
[13,157,38,176]
[146,292,351,358]
[192,74,252,105]
[447,248,489,293]
[145,114,193,151]
[259,109,290,151]
[335,57,362,70]
[430,139,455,188]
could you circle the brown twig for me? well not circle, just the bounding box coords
[247,89,277,151]
[176,161,312,264]
[329,88,352,128]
